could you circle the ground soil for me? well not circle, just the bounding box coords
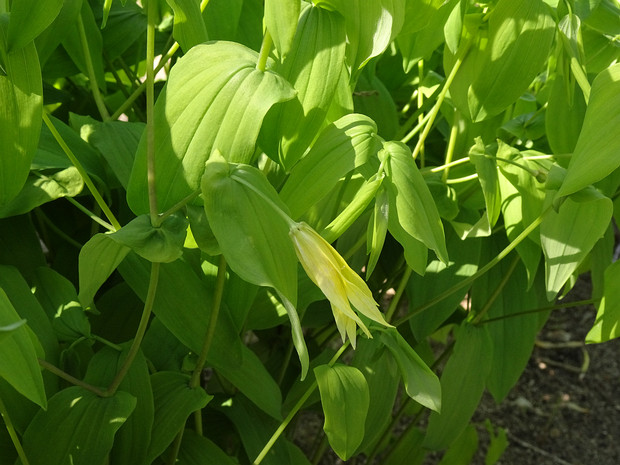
[295,276,620,465]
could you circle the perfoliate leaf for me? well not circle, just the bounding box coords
[261,4,347,169]
[0,289,46,408]
[265,0,300,57]
[424,323,493,450]
[381,141,448,264]
[315,364,370,460]
[127,41,295,215]
[108,213,187,264]
[0,15,43,208]
[166,0,209,52]
[21,387,136,465]
[557,63,620,198]
[279,113,380,219]
[586,260,620,343]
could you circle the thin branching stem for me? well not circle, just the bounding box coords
[77,14,110,120]
[0,396,31,465]
[38,358,106,396]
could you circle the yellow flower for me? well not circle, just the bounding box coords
[289,222,392,347]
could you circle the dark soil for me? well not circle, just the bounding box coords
[294,276,620,465]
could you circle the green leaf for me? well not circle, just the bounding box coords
[108,213,187,264]
[379,328,441,412]
[202,156,298,304]
[0,319,26,341]
[279,113,380,219]
[353,71,399,139]
[424,323,493,450]
[98,0,146,60]
[84,344,154,465]
[261,4,347,169]
[0,215,46,283]
[21,387,136,465]
[383,427,425,465]
[437,425,479,465]
[202,0,243,41]
[34,0,82,67]
[127,41,295,215]
[484,419,508,465]
[541,183,613,300]
[351,338,400,453]
[557,63,620,198]
[408,232,481,341]
[467,0,555,121]
[177,429,238,465]
[0,289,46,408]
[586,260,620,343]
[119,254,284,419]
[147,372,212,463]
[381,141,448,264]
[315,364,370,460]
[265,0,300,58]
[32,267,91,342]
[0,14,43,208]
[469,138,501,228]
[7,0,63,50]
[366,185,389,278]
[62,1,106,92]
[0,167,84,218]
[78,234,131,307]
[166,0,208,52]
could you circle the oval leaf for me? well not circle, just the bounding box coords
[265,0,300,57]
[315,363,370,460]
[127,41,296,215]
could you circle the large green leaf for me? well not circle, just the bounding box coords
[0,14,43,208]
[469,138,501,228]
[315,364,370,460]
[0,289,46,408]
[84,344,154,465]
[146,371,211,463]
[541,184,613,300]
[265,0,300,58]
[127,41,295,215]
[261,4,347,169]
[379,328,441,412]
[0,167,84,218]
[34,0,82,67]
[586,260,620,343]
[21,387,136,465]
[119,253,284,419]
[424,323,493,450]
[78,234,131,307]
[7,0,63,51]
[177,429,238,465]
[166,0,208,52]
[381,141,448,264]
[557,63,620,197]
[279,113,380,219]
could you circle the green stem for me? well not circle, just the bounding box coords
[253,342,350,465]
[0,396,31,465]
[158,190,201,222]
[34,209,82,248]
[38,358,106,396]
[43,113,121,230]
[417,60,425,167]
[445,173,479,184]
[93,335,123,351]
[400,111,433,145]
[472,255,520,325]
[145,0,159,226]
[385,268,413,323]
[65,197,115,231]
[257,30,273,72]
[167,428,185,465]
[395,206,550,327]
[231,174,296,227]
[104,262,161,396]
[442,110,460,183]
[480,298,599,325]
[77,14,110,120]
[411,39,471,161]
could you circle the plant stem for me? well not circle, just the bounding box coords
[167,428,185,465]
[38,358,106,396]
[395,206,550,327]
[158,190,201,222]
[253,343,350,465]
[411,39,471,161]
[417,60,425,167]
[472,255,520,325]
[104,262,161,396]
[145,0,159,226]
[43,113,121,230]
[92,335,123,351]
[480,298,599,325]
[0,396,31,465]
[400,111,433,145]
[65,197,115,231]
[257,30,273,72]
[385,268,413,323]
[76,14,110,120]
[442,109,460,183]
[34,209,82,248]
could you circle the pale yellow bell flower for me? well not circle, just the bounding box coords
[289,222,392,347]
